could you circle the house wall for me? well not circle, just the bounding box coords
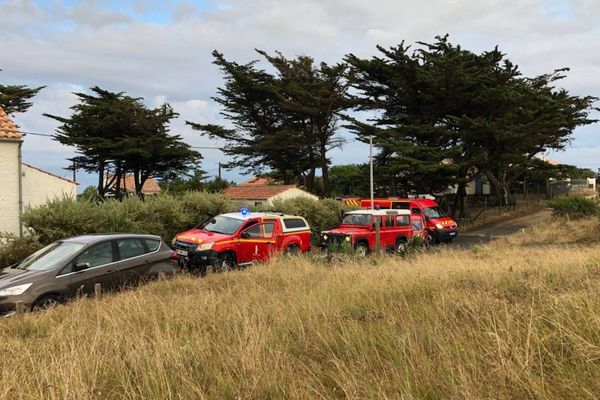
[0,141,21,235]
[267,188,319,206]
[22,164,77,208]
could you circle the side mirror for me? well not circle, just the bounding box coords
[241,231,251,239]
[73,262,90,272]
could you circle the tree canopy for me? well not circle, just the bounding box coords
[346,36,598,210]
[0,70,44,115]
[45,87,201,197]
[188,50,352,195]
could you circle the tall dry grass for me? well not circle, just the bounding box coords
[1,230,600,399]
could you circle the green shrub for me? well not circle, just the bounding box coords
[548,196,599,219]
[22,192,233,245]
[0,233,43,268]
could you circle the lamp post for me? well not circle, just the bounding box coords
[369,135,374,210]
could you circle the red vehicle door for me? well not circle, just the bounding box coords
[381,214,397,248]
[239,222,276,263]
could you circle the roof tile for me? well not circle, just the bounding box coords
[0,106,22,140]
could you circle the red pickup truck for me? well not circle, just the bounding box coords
[320,209,428,255]
[173,212,311,274]
[360,198,458,243]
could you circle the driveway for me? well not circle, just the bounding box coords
[452,209,553,247]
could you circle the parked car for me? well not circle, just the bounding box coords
[360,197,458,243]
[320,209,428,255]
[0,234,177,314]
[173,211,311,274]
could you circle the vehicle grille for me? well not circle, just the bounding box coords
[324,234,352,250]
[174,240,198,252]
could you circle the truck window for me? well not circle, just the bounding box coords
[423,207,447,219]
[283,218,307,229]
[392,202,410,210]
[411,208,421,215]
[395,215,410,226]
[385,215,395,227]
[412,218,423,231]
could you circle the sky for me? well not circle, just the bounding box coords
[1,0,599,189]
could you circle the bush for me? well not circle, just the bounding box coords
[0,233,42,268]
[22,192,233,245]
[269,197,356,240]
[548,196,599,219]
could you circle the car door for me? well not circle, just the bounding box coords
[382,215,396,248]
[59,240,118,296]
[113,238,149,287]
[239,222,276,262]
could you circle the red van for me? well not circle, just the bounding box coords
[173,212,311,274]
[360,198,458,243]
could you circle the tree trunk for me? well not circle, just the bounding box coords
[304,168,316,192]
[453,181,467,218]
[97,160,106,198]
[484,170,510,206]
[320,143,330,197]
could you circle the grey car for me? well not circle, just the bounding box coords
[0,234,177,314]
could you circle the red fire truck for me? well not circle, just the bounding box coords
[360,198,458,243]
[320,209,428,255]
[173,211,311,274]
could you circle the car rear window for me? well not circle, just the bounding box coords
[283,218,307,229]
[144,239,161,252]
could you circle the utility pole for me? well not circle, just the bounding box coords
[369,136,374,210]
[218,162,222,180]
[72,160,77,183]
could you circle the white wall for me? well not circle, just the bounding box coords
[268,188,319,206]
[22,164,77,208]
[0,141,21,235]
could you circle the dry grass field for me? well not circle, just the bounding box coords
[1,219,599,399]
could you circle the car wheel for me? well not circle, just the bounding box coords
[355,242,368,257]
[396,240,407,254]
[284,244,300,256]
[215,252,236,272]
[32,294,62,311]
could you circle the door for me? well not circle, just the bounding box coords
[60,240,118,296]
[239,222,276,262]
[114,238,150,286]
[382,215,396,248]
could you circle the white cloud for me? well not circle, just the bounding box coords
[1,0,598,188]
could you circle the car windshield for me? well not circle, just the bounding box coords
[423,206,447,219]
[15,241,85,271]
[202,216,244,235]
[342,214,371,225]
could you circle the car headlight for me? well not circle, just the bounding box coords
[322,234,328,241]
[0,283,33,297]
[198,242,214,251]
[345,236,351,242]
[435,223,444,230]
[171,237,177,246]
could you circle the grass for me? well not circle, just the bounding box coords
[1,222,600,399]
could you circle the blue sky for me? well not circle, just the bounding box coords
[1,0,599,189]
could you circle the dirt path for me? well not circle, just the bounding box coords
[452,209,553,247]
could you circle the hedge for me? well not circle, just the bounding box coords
[548,196,600,219]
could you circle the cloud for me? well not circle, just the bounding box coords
[1,0,598,188]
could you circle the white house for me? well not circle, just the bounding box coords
[0,106,77,236]
[224,184,319,207]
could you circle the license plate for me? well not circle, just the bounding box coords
[176,249,188,257]
[449,232,456,236]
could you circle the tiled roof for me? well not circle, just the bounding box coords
[0,106,22,140]
[240,176,277,186]
[22,163,77,184]
[107,174,162,194]
[224,185,298,200]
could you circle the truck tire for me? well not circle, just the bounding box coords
[284,244,300,255]
[215,252,236,272]
[396,238,407,254]
[355,242,369,257]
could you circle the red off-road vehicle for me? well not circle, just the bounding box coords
[360,198,458,243]
[320,209,428,255]
[173,211,311,274]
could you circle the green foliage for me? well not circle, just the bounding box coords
[398,235,427,258]
[548,196,599,219]
[21,192,233,245]
[45,87,201,197]
[269,197,355,239]
[329,164,370,197]
[0,233,42,268]
[0,72,44,115]
[160,170,231,194]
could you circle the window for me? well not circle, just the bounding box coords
[283,218,307,229]
[202,216,245,235]
[117,239,146,260]
[412,219,423,231]
[395,215,410,226]
[243,223,275,239]
[16,241,85,272]
[144,239,161,252]
[385,215,395,228]
[392,202,410,210]
[342,214,371,225]
[423,207,447,219]
[411,208,421,215]
[76,241,115,269]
